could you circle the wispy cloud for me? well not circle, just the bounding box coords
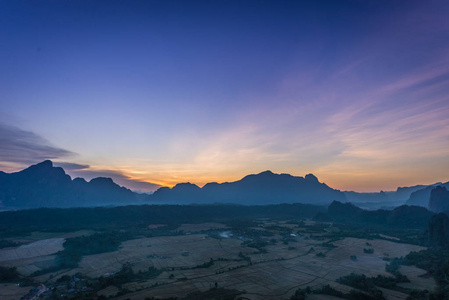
[316,61,449,190]
[0,123,73,170]
[53,162,90,171]
[379,63,449,96]
[0,122,161,192]
[54,163,162,193]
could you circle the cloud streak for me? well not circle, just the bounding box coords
[315,59,449,190]
[0,123,73,170]
[53,162,90,171]
[53,163,162,193]
[0,123,161,193]
[1,1,448,193]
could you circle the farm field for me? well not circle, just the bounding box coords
[0,220,435,300]
[0,283,31,300]
[110,235,428,300]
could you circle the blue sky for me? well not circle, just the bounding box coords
[1,0,448,192]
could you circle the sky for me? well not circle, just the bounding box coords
[1,0,449,192]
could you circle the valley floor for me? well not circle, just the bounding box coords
[0,220,435,300]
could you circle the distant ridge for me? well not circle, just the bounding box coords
[1,161,448,209]
[343,183,443,209]
[406,182,449,208]
[1,162,345,208]
[0,160,138,208]
[149,170,346,205]
[318,200,434,229]
[429,186,449,213]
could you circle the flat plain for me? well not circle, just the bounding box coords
[0,221,434,300]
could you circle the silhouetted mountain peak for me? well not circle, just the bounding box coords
[21,160,55,173]
[240,170,275,182]
[89,177,115,186]
[429,186,449,213]
[305,173,319,182]
[405,182,449,207]
[433,186,448,193]
[37,160,53,168]
[432,185,448,194]
[72,177,88,188]
[73,177,87,184]
[240,170,297,184]
[16,160,70,183]
[328,200,363,216]
[150,170,345,205]
[0,161,138,208]
[172,182,201,191]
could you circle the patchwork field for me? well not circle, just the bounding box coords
[108,235,428,300]
[0,238,65,262]
[0,221,436,300]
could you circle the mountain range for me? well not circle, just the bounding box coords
[150,171,345,205]
[0,160,447,209]
[406,182,449,208]
[343,184,439,209]
[0,160,139,208]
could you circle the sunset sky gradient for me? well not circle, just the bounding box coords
[1,0,448,192]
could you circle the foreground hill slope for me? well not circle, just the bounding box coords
[150,170,346,205]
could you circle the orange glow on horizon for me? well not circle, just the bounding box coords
[3,161,448,193]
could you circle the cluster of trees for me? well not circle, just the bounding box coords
[290,284,386,300]
[0,239,19,249]
[63,231,130,256]
[238,251,252,263]
[0,203,325,234]
[33,231,133,275]
[321,241,337,248]
[193,258,214,269]
[0,266,20,282]
[143,286,242,300]
[337,273,409,293]
[401,249,449,299]
[291,270,414,300]
[99,265,162,288]
[243,239,268,253]
[319,201,434,230]
[378,213,449,299]
[0,266,33,286]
